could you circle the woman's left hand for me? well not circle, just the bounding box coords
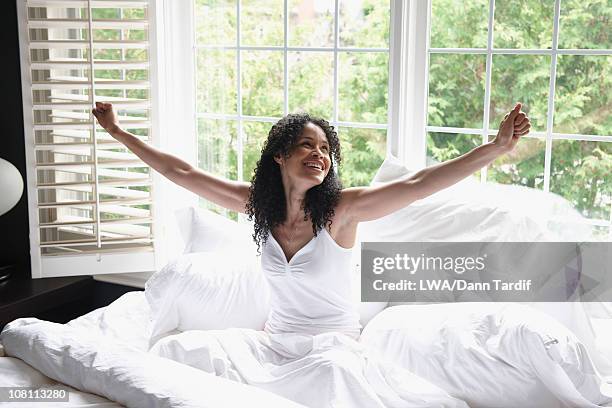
[493,103,531,153]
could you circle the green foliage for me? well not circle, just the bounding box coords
[428,0,611,222]
[195,0,236,45]
[338,52,388,124]
[339,0,390,48]
[289,0,333,47]
[428,54,485,128]
[430,0,488,48]
[196,50,237,114]
[193,0,611,225]
[338,127,386,187]
[241,51,284,117]
[289,52,334,119]
[494,1,554,49]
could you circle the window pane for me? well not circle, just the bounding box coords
[195,0,236,45]
[197,118,239,218]
[489,55,550,132]
[241,51,284,117]
[338,127,386,187]
[559,0,611,49]
[550,140,611,220]
[242,121,271,182]
[289,0,334,47]
[339,0,389,48]
[196,50,237,114]
[487,136,545,188]
[427,132,482,179]
[241,0,283,46]
[430,0,488,49]
[554,55,611,136]
[338,52,388,123]
[289,51,333,119]
[493,0,554,49]
[198,118,238,180]
[427,53,485,129]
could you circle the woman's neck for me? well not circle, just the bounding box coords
[283,186,307,225]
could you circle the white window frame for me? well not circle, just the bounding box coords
[418,0,611,233]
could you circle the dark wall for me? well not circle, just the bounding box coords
[0,1,30,280]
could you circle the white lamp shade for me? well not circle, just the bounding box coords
[0,158,24,216]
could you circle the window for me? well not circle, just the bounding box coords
[193,0,391,219]
[425,0,611,239]
[17,0,160,277]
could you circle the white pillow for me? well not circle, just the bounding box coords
[360,303,612,407]
[360,155,593,243]
[144,252,270,341]
[174,206,258,256]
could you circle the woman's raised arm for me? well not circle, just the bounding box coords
[92,102,250,213]
[340,103,531,222]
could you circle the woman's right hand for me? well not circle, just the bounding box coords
[92,102,120,134]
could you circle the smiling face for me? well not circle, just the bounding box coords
[274,122,332,189]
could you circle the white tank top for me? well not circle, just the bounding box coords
[261,227,362,339]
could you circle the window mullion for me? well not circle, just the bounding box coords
[391,0,428,168]
[543,0,561,193]
[236,0,243,185]
[480,0,495,184]
[332,0,339,127]
[283,0,288,116]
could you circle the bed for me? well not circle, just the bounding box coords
[2,156,611,407]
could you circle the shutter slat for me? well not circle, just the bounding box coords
[31,60,149,70]
[34,122,149,130]
[38,178,150,188]
[34,101,150,109]
[30,40,148,49]
[39,197,151,208]
[28,1,149,7]
[28,18,148,29]
[40,236,153,247]
[49,92,147,103]
[41,216,152,228]
[98,169,150,179]
[33,81,149,90]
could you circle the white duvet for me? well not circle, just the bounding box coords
[0,293,303,408]
[2,291,612,408]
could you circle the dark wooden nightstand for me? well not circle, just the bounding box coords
[0,276,95,331]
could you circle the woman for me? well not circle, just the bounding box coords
[92,102,530,407]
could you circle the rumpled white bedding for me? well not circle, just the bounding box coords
[149,328,468,408]
[1,319,304,408]
[0,356,122,407]
[0,292,302,407]
[2,291,612,408]
[361,303,612,408]
[0,292,467,408]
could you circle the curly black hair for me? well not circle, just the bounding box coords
[245,113,343,253]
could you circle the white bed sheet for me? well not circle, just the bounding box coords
[0,356,123,407]
[1,288,308,408]
[2,291,612,408]
[0,292,150,408]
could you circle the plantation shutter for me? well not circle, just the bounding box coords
[17,0,159,278]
